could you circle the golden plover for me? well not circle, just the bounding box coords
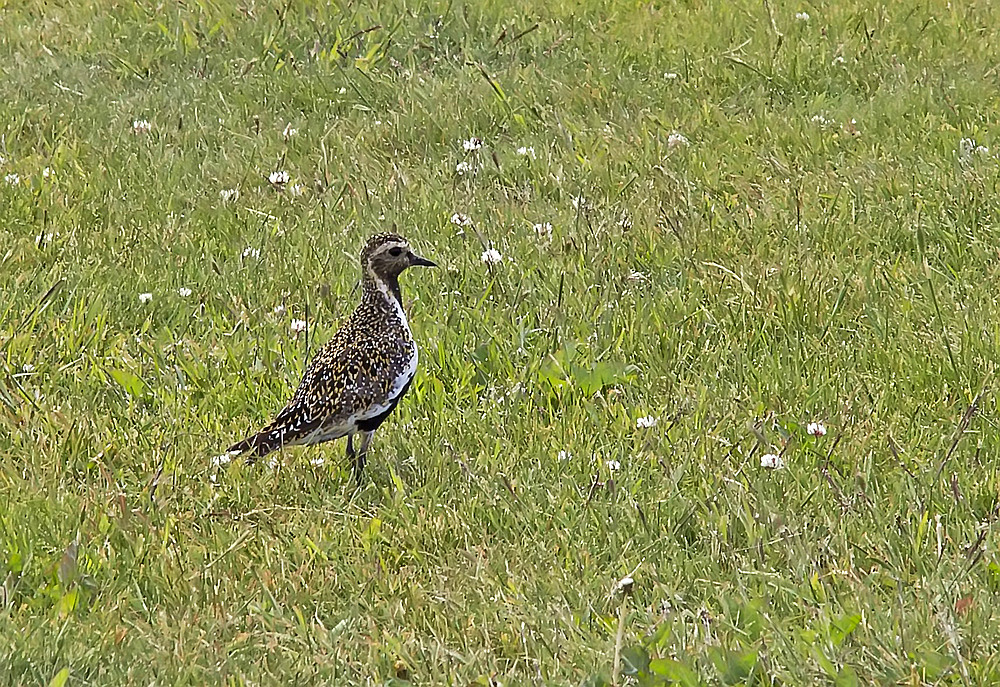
[226,233,436,483]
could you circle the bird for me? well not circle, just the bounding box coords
[226,232,436,484]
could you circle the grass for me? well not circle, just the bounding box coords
[3,0,1000,683]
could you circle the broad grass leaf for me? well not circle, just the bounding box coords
[48,668,70,687]
[830,613,862,645]
[108,368,146,398]
[58,588,79,617]
[835,666,860,687]
[710,647,759,685]
[621,645,650,676]
[649,658,699,686]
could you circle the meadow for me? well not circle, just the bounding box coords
[3,0,1000,683]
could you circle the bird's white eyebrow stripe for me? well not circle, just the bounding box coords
[374,240,408,253]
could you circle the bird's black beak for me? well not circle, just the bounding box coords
[409,252,437,268]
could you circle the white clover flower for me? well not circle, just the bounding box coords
[607,459,621,472]
[309,457,325,467]
[636,416,658,429]
[614,575,634,595]
[42,167,53,179]
[450,212,473,227]
[480,248,503,265]
[516,145,536,158]
[832,55,846,65]
[220,188,239,203]
[795,11,810,21]
[290,318,307,334]
[273,304,287,316]
[211,453,234,467]
[667,132,689,148]
[338,87,347,94]
[282,123,298,140]
[22,363,35,373]
[4,173,20,185]
[242,246,261,260]
[664,72,679,79]
[557,450,572,461]
[456,161,473,175]
[533,222,553,241]
[760,453,785,469]
[132,119,152,134]
[268,170,289,186]
[807,421,827,437]
[571,195,587,210]
[463,136,483,151]
[178,287,192,297]
[138,292,153,304]
[289,183,305,197]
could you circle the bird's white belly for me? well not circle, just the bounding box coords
[293,422,352,447]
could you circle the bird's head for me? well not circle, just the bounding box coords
[361,233,436,282]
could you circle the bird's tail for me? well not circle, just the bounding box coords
[226,428,281,463]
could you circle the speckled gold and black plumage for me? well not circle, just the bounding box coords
[227,233,436,483]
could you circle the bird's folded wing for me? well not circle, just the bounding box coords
[283,351,394,426]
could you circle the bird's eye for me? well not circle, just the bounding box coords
[388,246,403,257]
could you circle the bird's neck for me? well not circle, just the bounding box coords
[362,270,402,308]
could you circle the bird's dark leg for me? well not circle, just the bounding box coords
[345,433,356,481]
[352,430,376,486]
